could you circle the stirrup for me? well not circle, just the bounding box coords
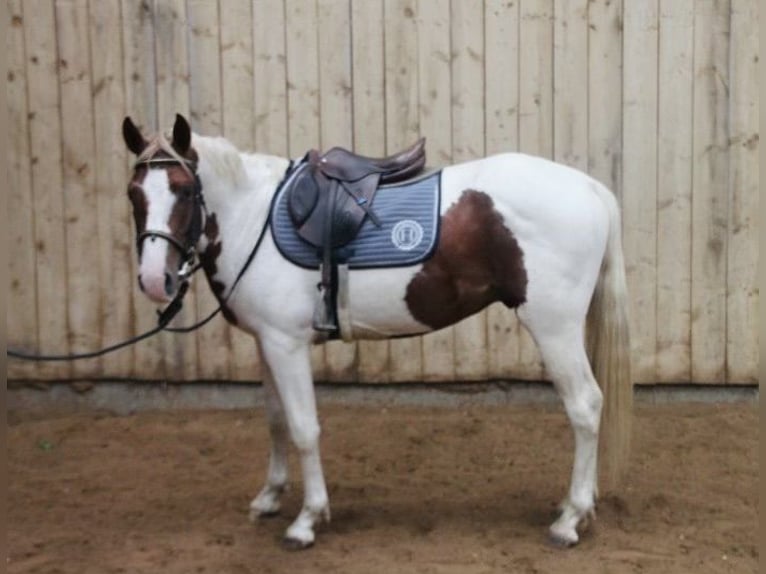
[312,285,337,332]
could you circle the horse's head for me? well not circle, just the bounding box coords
[122,114,204,303]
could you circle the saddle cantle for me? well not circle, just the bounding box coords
[282,138,427,335]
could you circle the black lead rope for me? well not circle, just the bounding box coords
[6,161,293,363]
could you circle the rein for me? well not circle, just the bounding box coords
[6,158,292,363]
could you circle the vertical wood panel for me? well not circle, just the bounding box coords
[220,0,261,381]
[622,0,658,383]
[553,0,588,171]
[451,0,488,381]
[351,0,391,383]
[656,0,694,382]
[691,0,730,383]
[7,0,39,379]
[122,0,165,379]
[88,0,135,378]
[284,0,327,381]
[188,0,232,381]
[24,0,70,380]
[588,0,623,194]
[517,0,553,380]
[726,0,758,383]
[417,0,455,382]
[318,0,358,383]
[152,0,199,381]
[253,0,288,156]
[484,0,520,380]
[385,0,422,382]
[57,0,102,377]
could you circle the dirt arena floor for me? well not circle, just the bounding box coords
[8,401,757,574]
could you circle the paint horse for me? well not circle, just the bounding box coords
[122,114,632,549]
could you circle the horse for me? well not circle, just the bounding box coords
[121,113,632,549]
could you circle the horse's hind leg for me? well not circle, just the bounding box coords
[249,360,290,519]
[518,307,602,546]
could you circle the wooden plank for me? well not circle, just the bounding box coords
[122,0,165,380]
[56,0,102,378]
[188,0,232,381]
[220,0,261,381]
[588,0,623,194]
[151,0,199,381]
[88,0,135,378]
[417,0,454,382]
[622,0,659,384]
[351,0,390,383]
[24,0,70,380]
[690,0,730,383]
[284,0,327,381]
[656,0,693,382]
[450,0,487,381]
[7,0,39,379]
[318,0,358,383]
[517,0,553,380]
[384,0,422,383]
[252,0,288,383]
[253,0,288,157]
[726,0,758,383]
[485,0,521,380]
[553,0,588,171]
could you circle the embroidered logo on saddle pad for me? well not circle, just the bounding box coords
[271,170,441,269]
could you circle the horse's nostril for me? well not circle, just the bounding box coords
[137,275,145,292]
[164,272,174,296]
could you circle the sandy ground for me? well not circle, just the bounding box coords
[8,402,757,574]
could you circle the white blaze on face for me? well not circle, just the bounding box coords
[138,169,179,303]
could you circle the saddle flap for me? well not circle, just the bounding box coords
[286,160,320,228]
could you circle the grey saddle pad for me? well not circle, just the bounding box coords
[270,169,442,269]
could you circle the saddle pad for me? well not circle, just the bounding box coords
[270,169,441,269]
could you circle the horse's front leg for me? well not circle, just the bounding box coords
[258,330,330,549]
[249,363,290,519]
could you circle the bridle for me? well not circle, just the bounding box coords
[133,156,208,281]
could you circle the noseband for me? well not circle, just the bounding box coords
[134,156,207,280]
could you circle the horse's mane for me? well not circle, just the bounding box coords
[191,134,250,191]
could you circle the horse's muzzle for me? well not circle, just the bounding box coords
[138,271,177,303]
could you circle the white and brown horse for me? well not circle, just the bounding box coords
[122,114,632,548]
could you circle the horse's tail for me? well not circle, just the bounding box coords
[586,182,633,491]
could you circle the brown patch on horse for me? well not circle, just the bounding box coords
[405,189,527,330]
[198,214,238,325]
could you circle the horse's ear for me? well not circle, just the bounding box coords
[122,117,148,156]
[172,114,192,155]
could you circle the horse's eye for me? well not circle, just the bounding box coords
[179,186,194,200]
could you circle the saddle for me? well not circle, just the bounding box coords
[285,138,427,334]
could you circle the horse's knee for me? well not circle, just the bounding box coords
[289,420,321,452]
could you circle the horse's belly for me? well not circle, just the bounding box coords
[346,266,431,339]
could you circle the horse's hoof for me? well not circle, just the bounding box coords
[282,536,314,551]
[548,532,578,548]
[548,524,579,548]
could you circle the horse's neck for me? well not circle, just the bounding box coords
[194,136,289,267]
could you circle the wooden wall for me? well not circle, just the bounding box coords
[7,0,759,384]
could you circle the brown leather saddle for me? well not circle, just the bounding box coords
[285,138,427,333]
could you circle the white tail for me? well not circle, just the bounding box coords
[586,184,633,491]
